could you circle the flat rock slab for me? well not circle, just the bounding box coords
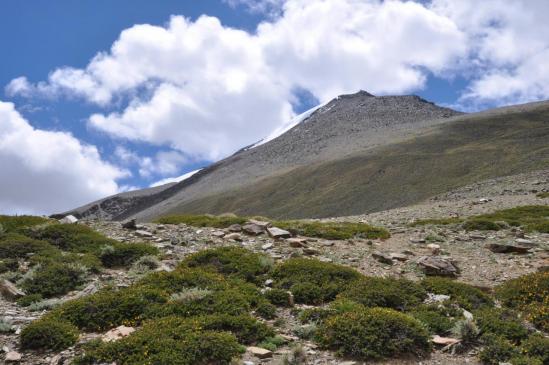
[102,325,135,342]
[417,256,460,277]
[135,230,153,237]
[287,238,307,247]
[0,279,25,300]
[372,251,393,265]
[432,335,461,346]
[242,223,265,235]
[247,346,273,359]
[5,351,22,362]
[267,227,291,239]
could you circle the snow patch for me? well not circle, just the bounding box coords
[150,169,202,187]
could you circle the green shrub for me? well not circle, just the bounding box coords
[137,267,228,293]
[272,258,362,304]
[21,262,87,298]
[182,246,272,284]
[155,214,247,228]
[29,223,115,253]
[521,334,549,364]
[478,334,519,365]
[410,218,463,226]
[256,301,277,319]
[265,288,292,307]
[509,355,543,365]
[409,304,460,335]
[76,317,243,365]
[339,277,426,310]
[273,221,390,240]
[465,206,549,233]
[0,258,18,273]
[475,308,529,343]
[422,277,493,310]
[299,299,366,325]
[0,233,58,259]
[17,294,43,307]
[99,242,158,268]
[49,286,168,331]
[20,318,79,351]
[317,307,431,360]
[145,288,252,319]
[537,192,549,199]
[258,335,286,352]
[463,219,503,231]
[0,215,50,233]
[496,271,549,331]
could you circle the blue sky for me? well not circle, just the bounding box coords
[1,0,548,214]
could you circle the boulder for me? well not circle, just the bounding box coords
[121,219,137,230]
[417,256,460,277]
[247,219,272,229]
[247,346,273,359]
[102,325,135,342]
[0,279,25,300]
[5,351,22,363]
[135,230,153,238]
[486,243,530,254]
[58,215,78,224]
[224,233,243,241]
[432,335,461,346]
[242,223,265,236]
[227,224,242,232]
[287,238,307,248]
[389,253,409,262]
[266,227,291,239]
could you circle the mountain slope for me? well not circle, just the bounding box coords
[60,92,549,221]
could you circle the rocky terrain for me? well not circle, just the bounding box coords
[2,169,548,364]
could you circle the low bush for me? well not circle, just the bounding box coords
[421,277,493,310]
[20,318,79,351]
[299,299,366,324]
[410,217,463,226]
[475,308,529,343]
[256,301,277,319]
[463,219,504,231]
[0,233,58,259]
[99,242,158,268]
[76,317,243,365]
[29,223,115,253]
[0,215,50,233]
[409,304,460,335]
[48,286,168,331]
[273,220,390,240]
[137,267,228,293]
[317,307,431,360]
[17,293,43,307]
[465,205,549,233]
[155,214,247,228]
[182,246,273,284]
[258,335,286,352]
[272,258,362,304]
[537,192,549,199]
[478,334,519,365]
[496,271,549,331]
[0,258,18,273]
[21,262,87,298]
[265,288,293,307]
[521,334,549,365]
[339,277,426,310]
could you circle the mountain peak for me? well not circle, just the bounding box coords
[339,90,376,99]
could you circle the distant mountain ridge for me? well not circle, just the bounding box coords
[57,91,549,221]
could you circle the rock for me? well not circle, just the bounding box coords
[417,256,460,277]
[264,279,274,287]
[102,325,135,342]
[463,309,474,320]
[424,293,450,304]
[248,219,272,229]
[247,346,273,359]
[0,279,25,300]
[432,335,461,346]
[58,215,78,224]
[426,243,441,255]
[242,223,265,236]
[409,237,426,244]
[287,238,307,247]
[372,252,393,265]
[121,219,137,230]
[227,224,242,232]
[266,227,291,239]
[261,243,274,250]
[469,233,487,240]
[515,238,537,246]
[224,233,243,241]
[135,230,153,237]
[5,351,22,362]
[389,253,409,262]
[486,243,530,254]
[212,231,225,237]
[303,248,320,256]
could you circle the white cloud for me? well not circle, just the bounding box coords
[138,150,189,178]
[150,168,202,188]
[0,101,128,215]
[223,0,285,17]
[6,0,549,164]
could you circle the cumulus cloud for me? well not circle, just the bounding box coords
[0,101,127,214]
[6,0,549,165]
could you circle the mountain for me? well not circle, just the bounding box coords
[58,91,549,221]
